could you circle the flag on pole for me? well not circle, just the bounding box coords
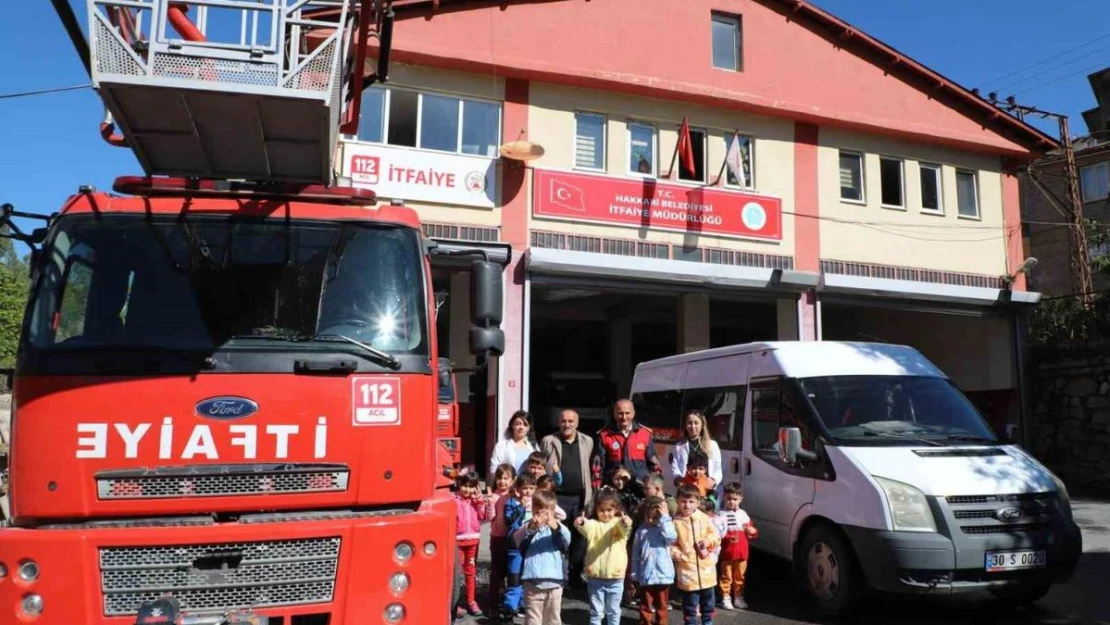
[724,131,747,188]
[677,116,696,176]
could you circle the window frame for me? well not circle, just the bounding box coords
[721,132,755,190]
[573,111,608,172]
[955,169,981,220]
[678,126,708,184]
[627,121,658,178]
[682,385,747,451]
[838,150,866,204]
[1080,162,1110,203]
[878,155,906,210]
[711,12,743,72]
[348,86,502,158]
[918,162,944,215]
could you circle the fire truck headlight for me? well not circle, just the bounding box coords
[383,602,405,623]
[21,593,44,617]
[389,571,410,594]
[422,541,436,557]
[18,560,40,582]
[393,542,413,564]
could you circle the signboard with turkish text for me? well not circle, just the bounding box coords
[532,168,782,241]
[343,142,497,208]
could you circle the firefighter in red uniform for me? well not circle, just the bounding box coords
[591,399,662,491]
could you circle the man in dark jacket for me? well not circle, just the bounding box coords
[591,399,662,489]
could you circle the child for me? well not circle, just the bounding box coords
[680,451,717,511]
[514,489,572,625]
[526,451,562,487]
[453,471,490,617]
[672,484,720,625]
[714,482,757,610]
[630,495,677,625]
[607,466,644,525]
[640,474,677,517]
[575,490,633,625]
[486,463,517,615]
[499,474,537,621]
[536,475,568,522]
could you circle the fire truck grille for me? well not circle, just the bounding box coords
[96,468,349,499]
[98,537,340,616]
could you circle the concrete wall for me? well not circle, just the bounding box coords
[818,127,1009,276]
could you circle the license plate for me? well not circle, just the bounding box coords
[985,549,1046,572]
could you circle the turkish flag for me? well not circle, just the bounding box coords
[550,178,586,212]
[677,116,696,176]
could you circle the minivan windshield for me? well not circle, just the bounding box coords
[797,375,998,446]
[23,215,428,373]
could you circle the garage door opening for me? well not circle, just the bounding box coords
[528,284,778,439]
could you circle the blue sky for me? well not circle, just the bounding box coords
[0,0,1106,254]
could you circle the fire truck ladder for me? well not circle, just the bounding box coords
[75,0,388,184]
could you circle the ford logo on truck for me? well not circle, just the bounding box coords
[196,397,258,420]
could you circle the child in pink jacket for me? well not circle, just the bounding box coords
[455,471,491,616]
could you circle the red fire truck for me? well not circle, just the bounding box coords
[0,1,505,623]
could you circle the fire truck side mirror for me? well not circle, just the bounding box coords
[470,260,503,327]
[470,327,504,358]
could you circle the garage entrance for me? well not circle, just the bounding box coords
[821,299,1019,436]
[528,283,779,440]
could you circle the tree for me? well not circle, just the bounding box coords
[0,234,29,368]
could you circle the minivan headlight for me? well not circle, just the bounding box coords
[875,477,937,532]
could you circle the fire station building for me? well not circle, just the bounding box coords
[340,0,1053,471]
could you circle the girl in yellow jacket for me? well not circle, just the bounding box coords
[575,489,633,625]
[671,485,721,625]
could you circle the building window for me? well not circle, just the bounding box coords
[879,157,904,208]
[357,88,385,143]
[575,112,606,170]
[1080,162,1110,203]
[919,163,943,213]
[839,150,864,202]
[679,127,707,183]
[629,122,656,176]
[723,133,754,188]
[711,13,742,71]
[956,170,979,218]
[461,100,500,157]
[358,87,501,157]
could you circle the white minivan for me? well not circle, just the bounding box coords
[630,341,1081,614]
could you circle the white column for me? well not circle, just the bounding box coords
[777,296,799,340]
[678,293,711,353]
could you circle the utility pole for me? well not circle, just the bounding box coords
[985,93,1093,304]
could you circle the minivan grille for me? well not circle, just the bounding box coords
[944,492,1054,536]
[99,537,340,616]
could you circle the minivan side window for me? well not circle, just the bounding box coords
[632,390,683,443]
[683,385,746,450]
[750,378,816,461]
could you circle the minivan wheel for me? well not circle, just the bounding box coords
[799,525,859,615]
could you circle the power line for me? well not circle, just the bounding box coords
[993,43,1110,93]
[1015,60,1110,96]
[980,33,1110,89]
[0,84,91,100]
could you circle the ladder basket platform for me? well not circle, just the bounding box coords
[89,0,361,184]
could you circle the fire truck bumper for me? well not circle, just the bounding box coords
[0,494,456,625]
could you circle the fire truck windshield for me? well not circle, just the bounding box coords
[22,214,429,374]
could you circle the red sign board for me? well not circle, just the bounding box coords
[351,376,401,426]
[532,169,782,241]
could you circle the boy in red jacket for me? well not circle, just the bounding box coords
[712,482,757,610]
